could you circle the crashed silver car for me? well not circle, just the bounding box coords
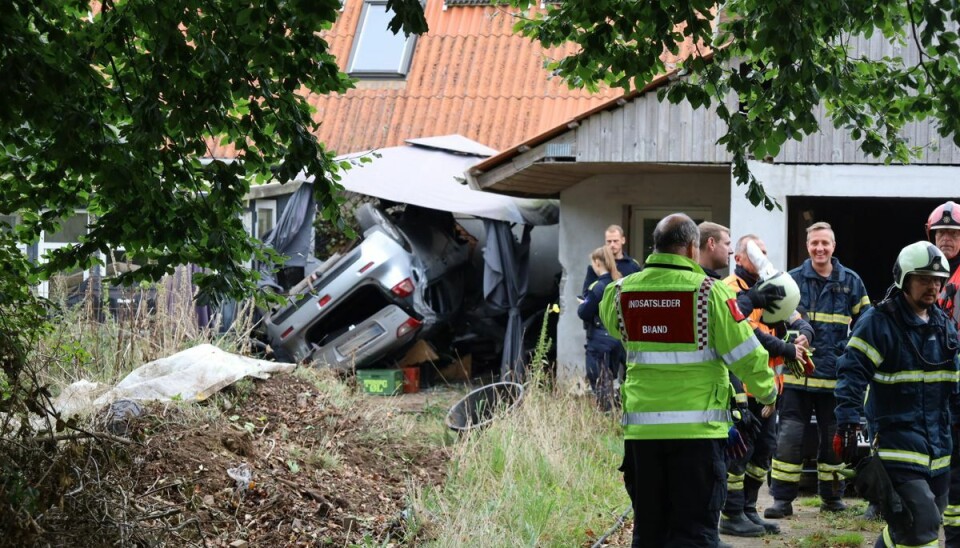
[264,203,472,369]
[255,137,561,378]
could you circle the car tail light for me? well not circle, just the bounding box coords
[280,326,295,339]
[358,261,375,274]
[391,278,415,297]
[396,317,422,338]
[317,294,331,308]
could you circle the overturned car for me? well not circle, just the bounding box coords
[257,137,560,378]
[265,203,466,368]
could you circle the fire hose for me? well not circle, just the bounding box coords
[591,506,633,548]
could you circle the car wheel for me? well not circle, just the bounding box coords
[355,203,380,232]
[355,203,409,250]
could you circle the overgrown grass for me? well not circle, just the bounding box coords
[413,384,627,547]
[35,269,261,392]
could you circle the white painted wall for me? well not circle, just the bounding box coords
[556,170,730,386]
[732,162,960,273]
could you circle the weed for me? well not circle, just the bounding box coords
[527,304,559,389]
[228,378,256,403]
[294,366,357,408]
[799,495,822,508]
[821,501,883,533]
[305,446,342,471]
[797,531,864,547]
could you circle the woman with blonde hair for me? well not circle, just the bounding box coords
[578,246,625,410]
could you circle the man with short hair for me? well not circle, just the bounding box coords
[582,224,642,293]
[766,222,871,519]
[698,221,733,279]
[720,235,813,538]
[600,213,776,547]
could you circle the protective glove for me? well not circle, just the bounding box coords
[726,426,748,460]
[732,407,762,445]
[784,346,816,378]
[799,347,816,376]
[833,423,861,465]
[747,283,785,313]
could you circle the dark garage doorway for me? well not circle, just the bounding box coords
[787,196,951,303]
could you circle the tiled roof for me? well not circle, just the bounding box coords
[208,0,625,157]
[442,0,505,5]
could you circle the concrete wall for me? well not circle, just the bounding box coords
[732,162,960,273]
[556,169,731,386]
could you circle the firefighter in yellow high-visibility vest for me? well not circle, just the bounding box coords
[600,214,777,548]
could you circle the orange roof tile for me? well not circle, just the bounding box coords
[209,1,626,158]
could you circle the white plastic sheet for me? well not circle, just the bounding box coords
[50,344,295,419]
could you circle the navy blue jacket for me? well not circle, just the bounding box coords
[786,257,870,391]
[577,273,620,352]
[835,294,959,476]
[581,255,642,294]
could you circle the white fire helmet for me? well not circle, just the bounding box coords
[893,241,950,288]
[757,271,801,323]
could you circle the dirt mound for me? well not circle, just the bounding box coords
[78,373,448,546]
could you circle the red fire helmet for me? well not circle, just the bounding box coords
[926,201,960,239]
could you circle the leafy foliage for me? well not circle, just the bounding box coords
[0,0,428,533]
[509,0,960,209]
[0,1,427,383]
[2,0,354,302]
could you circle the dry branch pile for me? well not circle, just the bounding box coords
[2,373,449,546]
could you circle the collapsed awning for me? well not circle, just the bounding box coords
[319,135,558,226]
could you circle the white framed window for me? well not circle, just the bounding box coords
[38,211,90,300]
[347,0,418,78]
[629,207,712,261]
[240,209,254,268]
[256,200,277,240]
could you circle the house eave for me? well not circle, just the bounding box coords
[470,160,731,198]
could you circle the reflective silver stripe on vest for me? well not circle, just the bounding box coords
[721,335,761,365]
[622,409,732,425]
[627,348,719,364]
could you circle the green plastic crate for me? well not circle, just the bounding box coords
[357,369,403,396]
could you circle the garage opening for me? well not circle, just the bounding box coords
[787,196,950,303]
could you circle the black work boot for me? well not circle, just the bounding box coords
[719,512,766,537]
[744,508,781,534]
[820,498,847,513]
[763,500,793,519]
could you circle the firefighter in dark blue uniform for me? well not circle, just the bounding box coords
[767,222,871,518]
[834,241,959,548]
[578,246,625,410]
